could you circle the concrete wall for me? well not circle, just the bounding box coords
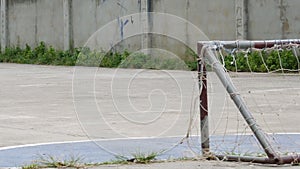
[248,0,300,39]
[72,0,141,47]
[1,0,300,52]
[152,0,236,40]
[7,0,64,48]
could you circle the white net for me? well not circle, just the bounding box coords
[200,41,300,157]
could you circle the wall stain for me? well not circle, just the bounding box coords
[117,1,128,11]
[138,0,141,12]
[96,0,106,6]
[279,0,289,38]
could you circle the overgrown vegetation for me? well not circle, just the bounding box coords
[2,42,297,72]
[224,49,300,72]
[0,42,197,70]
[0,42,79,66]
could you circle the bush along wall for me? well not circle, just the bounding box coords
[0,42,198,71]
[0,42,79,66]
[224,49,300,72]
[0,42,133,67]
[2,42,297,72]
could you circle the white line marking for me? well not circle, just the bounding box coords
[0,135,192,151]
[250,87,300,93]
[1,133,300,151]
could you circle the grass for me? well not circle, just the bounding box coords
[38,154,84,168]
[22,152,159,169]
[131,152,158,164]
[22,154,86,169]
[100,152,158,165]
[22,163,40,169]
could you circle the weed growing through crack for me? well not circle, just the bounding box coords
[22,154,85,169]
[131,152,158,164]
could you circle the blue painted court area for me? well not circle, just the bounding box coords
[1,134,300,167]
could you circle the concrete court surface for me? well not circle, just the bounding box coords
[0,63,300,168]
[0,63,200,146]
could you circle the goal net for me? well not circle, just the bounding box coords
[197,40,300,164]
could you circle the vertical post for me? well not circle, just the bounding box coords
[147,0,153,50]
[203,45,280,161]
[1,0,8,51]
[198,43,209,155]
[140,0,148,51]
[63,0,73,51]
[235,0,248,40]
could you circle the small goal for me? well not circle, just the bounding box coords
[197,39,300,164]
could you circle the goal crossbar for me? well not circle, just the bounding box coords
[197,39,300,165]
[198,39,300,49]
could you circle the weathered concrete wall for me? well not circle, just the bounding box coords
[72,0,143,51]
[8,0,64,47]
[1,0,300,52]
[152,0,236,41]
[150,0,236,55]
[247,0,300,39]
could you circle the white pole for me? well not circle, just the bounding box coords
[201,45,280,160]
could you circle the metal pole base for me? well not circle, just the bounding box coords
[214,154,300,165]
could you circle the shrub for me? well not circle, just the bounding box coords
[0,42,197,71]
[224,49,299,72]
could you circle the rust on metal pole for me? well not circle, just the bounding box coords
[216,154,300,165]
[197,39,300,49]
[198,43,209,155]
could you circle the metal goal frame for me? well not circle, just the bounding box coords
[197,39,300,164]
